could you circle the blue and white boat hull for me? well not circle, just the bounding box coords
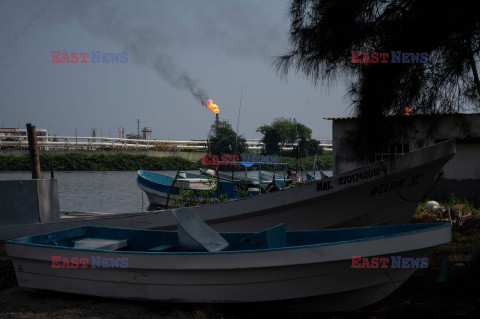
[5,223,451,311]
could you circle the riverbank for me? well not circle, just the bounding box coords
[0,152,333,171]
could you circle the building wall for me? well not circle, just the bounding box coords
[442,143,480,180]
[332,119,364,175]
[331,113,480,198]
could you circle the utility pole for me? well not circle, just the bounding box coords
[75,128,78,150]
[137,119,140,137]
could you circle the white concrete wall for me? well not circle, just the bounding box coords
[442,143,480,180]
[0,179,60,226]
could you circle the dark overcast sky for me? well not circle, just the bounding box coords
[0,0,351,140]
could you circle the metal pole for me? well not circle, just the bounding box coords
[216,165,223,194]
[258,164,262,192]
[165,169,181,209]
[26,123,42,179]
[294,118,299,177]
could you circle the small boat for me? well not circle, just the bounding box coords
[199,167,251,182]
[137,170,260,208]
[199,163,291,189]
[199,166,291,188]
[5,208,451,311]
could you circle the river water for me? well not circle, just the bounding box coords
[0,170,331,213]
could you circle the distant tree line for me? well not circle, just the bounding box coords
[0,153,197,171]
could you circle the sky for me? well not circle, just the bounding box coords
[0,0,351,140]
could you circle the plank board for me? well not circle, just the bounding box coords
[73,238,127,250]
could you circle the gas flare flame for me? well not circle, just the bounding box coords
[404,107,414,116]
[203,99,220,114]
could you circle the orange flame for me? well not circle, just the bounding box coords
[203,99,220,114]
[404,107,414,116]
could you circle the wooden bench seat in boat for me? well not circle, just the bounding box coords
[73,238,127,250]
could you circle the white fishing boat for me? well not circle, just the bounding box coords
[4,208,451,311]
[0,140,455,242]
[137,170,260,208]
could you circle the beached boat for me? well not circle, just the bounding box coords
[5,211,451,311]
[137,170,260,208]
[0,140,455,242]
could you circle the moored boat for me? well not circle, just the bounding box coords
[137,170,260,208]
[5,216,451,311]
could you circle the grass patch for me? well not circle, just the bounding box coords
[416,193,480,214]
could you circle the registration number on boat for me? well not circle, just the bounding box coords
[338,167,382,185]
[316,166,382,192]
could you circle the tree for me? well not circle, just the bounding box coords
[298,138,324,157]
[258,125,281,155]
[209,126,247,156]
[277,0,480,152]
[257,118,323,157]
[208,119,233,139]
[126,133,141,139]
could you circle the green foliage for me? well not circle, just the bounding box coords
[293,138,324,157]
[209,126,247,156]
[417,194,480,214]
[172,179,257,208]
[257,118,322,157]
[126,133,141,139]
[0,153,198,171]
[259,125,281,155]
[0,152,333,172]
[172,180,228,207]
[233,181,256,199]
[259,152,332,171]
[208,119,233,139]
[281,153,332,171]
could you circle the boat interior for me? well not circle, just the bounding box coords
[8,221,446,253]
